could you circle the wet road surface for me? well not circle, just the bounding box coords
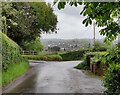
[8,61,104,93]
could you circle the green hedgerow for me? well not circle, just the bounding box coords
[103,63,120,95]
[22,54,63,61]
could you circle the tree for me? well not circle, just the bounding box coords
[2,2,58,46]
[2,2,38,45]
[31,2,58,33]
[23,37,44,52]
[54,1,120,43]
[93,41,108,51]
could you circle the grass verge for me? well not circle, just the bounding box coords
[74,61,88,70]
[1,61,29,87]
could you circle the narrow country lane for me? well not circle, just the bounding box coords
[5,61,104,93]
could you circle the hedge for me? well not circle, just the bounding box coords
[103,63,120,94]
[2,32,26,71]
[75,52,107,70]
[1,32,29,87]
[22,54,63,61]
[59,49,90,61]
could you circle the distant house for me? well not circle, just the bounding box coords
[60,48,66,51]
[48,46,60,52]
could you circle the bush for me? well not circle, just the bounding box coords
[74,61,88,70]
[103,63,120,94]
[22,54,63,61]
[93,41,108,52]
[46,55,62,61]
[22,37,44,52]
[101,46,120,65]
[22,55,46,60]
[59,49,90,61]
[2,32,27,71]
[1,32,29,87]
[75,52,107,70]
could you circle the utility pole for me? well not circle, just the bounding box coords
[93,21,96,45]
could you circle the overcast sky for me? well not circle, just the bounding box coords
[41,1,105,39]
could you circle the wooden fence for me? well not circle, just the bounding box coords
[20,50,39,55]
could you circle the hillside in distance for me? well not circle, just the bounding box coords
[41,38,115,51]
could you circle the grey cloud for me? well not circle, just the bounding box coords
[54,4,84,19]
[42,1,105,39]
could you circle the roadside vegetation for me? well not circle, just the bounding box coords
[59,49,91,61]
[22,37,44,52]
[1,2,58,88]
[54,2,119,93]
[75,51,107,70]
[74,44,120,94]
[92,41,108,52]
[103,63,120,94]
[2,61,29,87]
[22,48,91,61]
[22,54,62,61]
[2,2,57,47]
[1,32,29,87]
[75,42,108,70]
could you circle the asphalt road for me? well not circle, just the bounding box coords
[7,61,104,93]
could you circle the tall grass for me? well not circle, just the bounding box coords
[2,61,29,87]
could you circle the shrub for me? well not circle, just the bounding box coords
[1,32,29,87]
[103,63,120,94]
[2,32,27,71]
[93,41,108,52]
[59,49,90,61]
[101,46,120,65]
[74,61,88,70]
[46,55,62,61]
[75,52,107,70]
[22,37,44,52]
[22,54,63,61]
[22,55,46,60]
